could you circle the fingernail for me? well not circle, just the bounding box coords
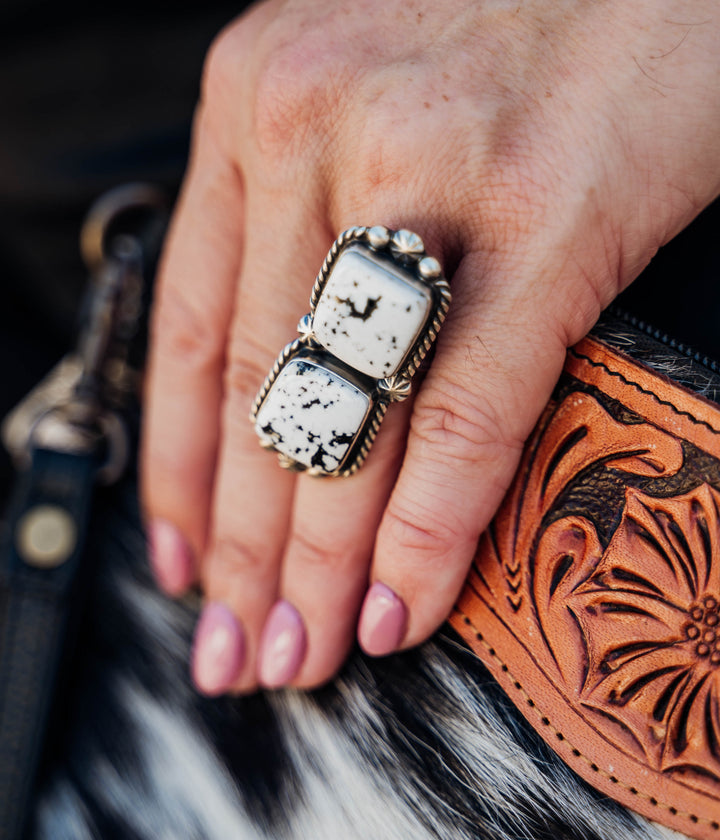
[147,518,194,596]
[358,582,407,656]
[258,600,307,688]
[191,602,245,696]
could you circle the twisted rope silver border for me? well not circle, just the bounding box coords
[309,226,367,312]
[249,336,308,431]
[338,398,388,477]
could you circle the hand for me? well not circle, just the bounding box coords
[141,0,720,694]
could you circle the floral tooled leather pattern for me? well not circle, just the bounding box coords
[546,484,720,786]
[577,486,720,772]
[452,338,720,839]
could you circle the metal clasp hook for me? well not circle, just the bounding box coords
[1,183,167,485]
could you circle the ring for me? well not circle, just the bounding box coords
[250,226,451,477]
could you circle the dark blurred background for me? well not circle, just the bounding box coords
[1,0,719,504]
[0,1,244,500]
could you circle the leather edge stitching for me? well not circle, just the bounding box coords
[452,606,720,833]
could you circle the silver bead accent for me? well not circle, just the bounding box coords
[278,453,306,472]
[366,225,390,249]
[306,465,328,478]
[418,256,442,279]
[390,229,424,260]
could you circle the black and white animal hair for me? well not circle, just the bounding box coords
[29,479,685,840]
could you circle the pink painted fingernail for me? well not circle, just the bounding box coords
[191,603,245,696]
[358,582,407,656]
[258,600,307,688]
[147,518,194,596]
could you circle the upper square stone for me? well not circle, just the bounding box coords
[312,244,432,379]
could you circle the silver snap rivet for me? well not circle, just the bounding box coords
[15,504,77,568]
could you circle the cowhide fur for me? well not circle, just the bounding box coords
[28,476,685,840]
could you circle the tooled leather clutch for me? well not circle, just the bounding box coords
[450,309,720,840]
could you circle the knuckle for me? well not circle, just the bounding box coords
[339,133,417,211]
[380,501,461,566]
[476,164,552,251]
[251,66,321,158]
[410,382,523,466]
[152,282,223,375]
[201,19,252,112]
[249,34,347,159]
[329,100,447,218]
[212,534,263,577]
[287,527,355,574]
[224,334,279,411]
[142,439,204,493]
[224,356,270,417]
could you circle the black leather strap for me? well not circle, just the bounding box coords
[0,446,98,840]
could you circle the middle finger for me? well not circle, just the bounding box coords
[193,181,332,695]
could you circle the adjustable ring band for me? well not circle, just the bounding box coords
[250,226,451,477]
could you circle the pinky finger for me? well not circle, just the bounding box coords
[141,109,244,594]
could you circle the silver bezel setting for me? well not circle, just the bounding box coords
[309,226,451,385]
[250,344,388,477]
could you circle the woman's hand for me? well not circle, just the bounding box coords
[141,0,720,694]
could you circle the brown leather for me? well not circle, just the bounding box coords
[450,336,720,839]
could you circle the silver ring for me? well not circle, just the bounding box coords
[250,226,451,477]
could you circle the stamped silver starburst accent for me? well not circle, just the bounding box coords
[390,229,425,261]
[297,313,314,339]
[377,375,412,402]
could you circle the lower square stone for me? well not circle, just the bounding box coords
[254,357,371,473]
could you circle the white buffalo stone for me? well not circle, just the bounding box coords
[254,357,371,472]
[313,245,432,379]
